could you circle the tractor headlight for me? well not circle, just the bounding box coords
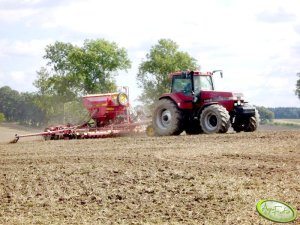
[117,92,129,106]
[233,93,244,101]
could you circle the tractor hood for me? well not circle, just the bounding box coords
[201,90,235,103]
[200,90,238,112]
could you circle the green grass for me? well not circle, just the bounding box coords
[273,119,300,127]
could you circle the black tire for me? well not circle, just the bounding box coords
[232,108,260,132]
[185,119,203,135]
[152,99,183,136]
[200,105,230,134]
[232,123,243,133]
[244,109,260,132]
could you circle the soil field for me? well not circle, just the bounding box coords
[0,124,299,225]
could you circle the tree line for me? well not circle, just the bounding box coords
[0,86,89,127]
[255,106,300,124]
[0,38,299,127]
[0,86,45,126]
[267,107,300,119]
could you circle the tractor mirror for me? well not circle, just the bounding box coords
[212,70,223,78]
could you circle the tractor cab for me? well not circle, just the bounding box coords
[167,70,226,108]
[170,71,215,97]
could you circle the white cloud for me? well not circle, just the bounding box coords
[22,0,42,4]
[0,39,53,57]
[257,7,296,23]
[42,0,230,48]
[0,8,38,22]
[0,0,42,6]
[11,71,26,83]
[0,70,3,84]
[0,69,39,93]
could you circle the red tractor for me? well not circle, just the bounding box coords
[152,70,259,135]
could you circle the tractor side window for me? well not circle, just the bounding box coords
[172,77,192,96]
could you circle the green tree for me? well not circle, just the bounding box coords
[0,112,5,123]
[18,92,45,127]
[0,86,20,121]
[63,100,89,124]
[296,72,300,99]
[137,39,199,106]
[256,106,274,124]
[0,86,45,126]
[35,39,131,97]
[33,68,67,124]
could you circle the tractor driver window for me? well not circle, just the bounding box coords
[172,77,192,96]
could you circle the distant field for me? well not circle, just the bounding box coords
[273,119,300,127]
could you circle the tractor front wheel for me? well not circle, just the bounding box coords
[200,105,230,134]
[232,109,260,132]
[232,123,243,133]
[153,99,183,136]
[244,109,260,132]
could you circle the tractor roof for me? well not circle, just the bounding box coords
[169,71,212,78]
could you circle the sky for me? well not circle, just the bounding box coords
[0,0,299,107]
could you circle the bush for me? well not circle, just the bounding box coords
[256,106,274,124]
[0,112,5,123]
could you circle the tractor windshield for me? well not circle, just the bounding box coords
[193,75,214,95]
[171,75,214,96]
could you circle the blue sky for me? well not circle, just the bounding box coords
[0,0,299,107]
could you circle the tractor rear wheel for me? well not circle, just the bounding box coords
[153,99,183,136]
[200,105,230,134]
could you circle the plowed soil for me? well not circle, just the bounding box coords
[0,124,299,225]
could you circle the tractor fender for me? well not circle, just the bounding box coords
[196,102,218,118]
[158,96,179,108]
[159,93,193,110]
